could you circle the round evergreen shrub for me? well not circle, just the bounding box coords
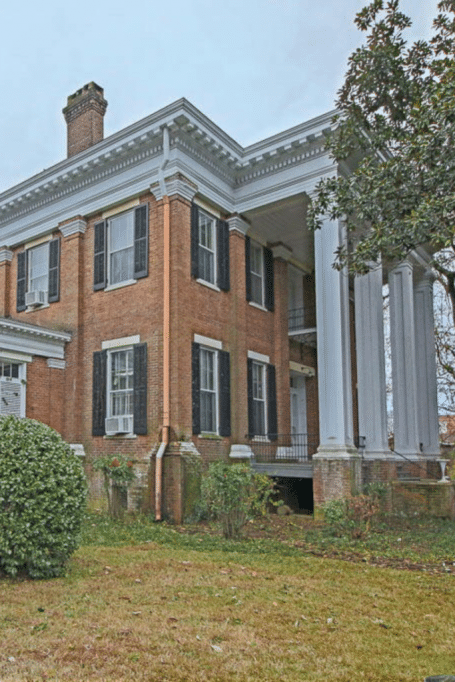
[0,416,87,579]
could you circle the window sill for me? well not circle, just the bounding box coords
[248,301,268,312]
[252,435,270,443]
[105,279,137,292]
[198,433,223,440]
[196,278,220,293]
[103,434,137,440]
[26,303,50,313]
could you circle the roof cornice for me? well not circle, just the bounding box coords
[0,101,338,243]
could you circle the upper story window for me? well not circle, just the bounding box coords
[250,242,264,306]
[17,238,60,312]
[94,204,148,291]
[191,202,230,291]
[245,236,274,311]
[109,212,135,285]
[198,211,216,284]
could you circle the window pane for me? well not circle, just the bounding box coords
[110,349,134,417]
[198,212,215,284]
[29,243,49,292]
[109,212,134,284]
[200,348,217,432]
[252,362,266,435]
[250,244,263,305]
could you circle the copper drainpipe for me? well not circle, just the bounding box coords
[155,128,170,521]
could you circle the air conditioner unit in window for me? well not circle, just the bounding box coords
[105,415,133,436]
[25,290,46,307]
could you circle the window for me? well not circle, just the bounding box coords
[247,357,277,440]
[17,239,60,312]
[200,348,217,433]
[192,341,230,436]
[94,204,148,290]
[245,237,274,311]
[92,342,147,436]
[0,362,25,417]
[251,361,266,436]
[108,348,134,419]
[191,203,230,291]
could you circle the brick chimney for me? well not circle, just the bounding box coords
[62,82,108,158]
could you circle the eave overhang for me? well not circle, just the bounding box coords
[0,100,339,246]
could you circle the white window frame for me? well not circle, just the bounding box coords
[106,210,136,288]
[251,360,267,437]
[0,360,26,418]
[250,241,265,307]
[199,346,218,435]
[197,209,217,286]
[27,242,49,304]
[106,346,134,424]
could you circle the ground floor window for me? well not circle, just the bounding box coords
[0,362,25,417]
[192,340,231,437]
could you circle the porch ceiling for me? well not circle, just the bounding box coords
[243,196,314,272]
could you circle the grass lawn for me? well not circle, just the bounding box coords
[1,513,455,681]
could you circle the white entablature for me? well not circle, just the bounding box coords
[0,99,338,247]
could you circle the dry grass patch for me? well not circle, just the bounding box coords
[1,528,455,681]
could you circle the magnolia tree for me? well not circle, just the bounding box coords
[308,0,455,414]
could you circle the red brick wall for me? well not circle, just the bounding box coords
[1,189,321,518]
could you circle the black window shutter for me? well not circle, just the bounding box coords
[92,350,107,436]
[245,236,252,302]
[192,342,201,435]
[48,238,60,303]
[134,205,148,279]
[267,364,278,441]
[264,247,274,311]
[216,219,230,292]
[16,251,27,312]
[94,220,106,290]
[218,350,231,437]
[191,203,199,279]
[133,342,147,435]
[247,357,254,438]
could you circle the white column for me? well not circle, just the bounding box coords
[389,261,420,456]
[414,271,440,456]
[354,264,390,457]
[314,218,356,455]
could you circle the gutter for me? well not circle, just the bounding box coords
[155,127,171,521]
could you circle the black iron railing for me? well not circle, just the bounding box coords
[245,433,318,464]
[288,306,317,333]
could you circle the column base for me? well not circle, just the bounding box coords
[313,450,361,514]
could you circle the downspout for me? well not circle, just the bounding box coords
[155,126,170,521]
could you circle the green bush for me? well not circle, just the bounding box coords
[322,485,385,539]
[0,416,87,579]
[201,461,275,539]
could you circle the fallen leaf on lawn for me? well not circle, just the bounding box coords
[211,645,222,652]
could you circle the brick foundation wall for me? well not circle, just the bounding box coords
[313,456,361,512]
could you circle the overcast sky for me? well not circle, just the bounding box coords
[0,0,439,192]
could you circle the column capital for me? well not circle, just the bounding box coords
[227,214,249,236]
[60,218,87,237]
[0,248,13,263]
[150,174,197,202]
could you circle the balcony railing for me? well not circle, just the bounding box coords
[288,307,317,347]
[245,433,318,464]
